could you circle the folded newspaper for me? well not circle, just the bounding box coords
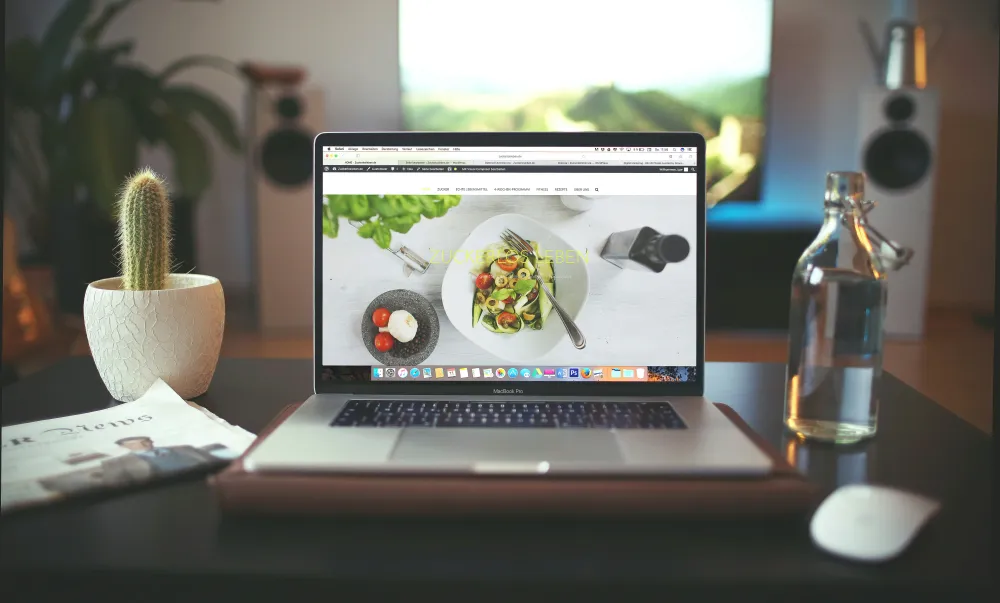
[1,379,257,513]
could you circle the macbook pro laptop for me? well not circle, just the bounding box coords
[243,132,773,476]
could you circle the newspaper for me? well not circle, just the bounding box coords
[1,379,257,513]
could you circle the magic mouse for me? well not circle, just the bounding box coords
[810,484,941,563]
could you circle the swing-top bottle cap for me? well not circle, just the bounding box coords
[825,172,865,208]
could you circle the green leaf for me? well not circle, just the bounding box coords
[36,0,94,94]
[61,40,135,95]
[69,95,138,214]
[421,199,444,218]
[513,278,535,295]
[372,195,402,218]
[324,218,339,238]
[419,196,437,215]
[347,196,372,221]
[127,102,166,145]
[106,64,162,142]
[109,63,160,95]
[362,198,378,219]
[383,214,419,234]
[5,38,41,107]
[158,54,241,83]
[161,85,242,152]
[93,39,135,62]
[356,221,377,239]
[325,195,349,215]
[81,0,137,45]
[322,204,339,238]
[398,195,422,214]
[373,222,392,249]
[490,288,514,300]
[158,110,211,198]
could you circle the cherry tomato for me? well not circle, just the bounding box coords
[496,256,518,272]
[475,273,494,290]
[372,307,391,328]
[496,312,518,328]
[503,296,514,304]
[374,332,394,352]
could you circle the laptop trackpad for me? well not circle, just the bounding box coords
[390,430,622,465]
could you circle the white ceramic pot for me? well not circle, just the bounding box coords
[83,274,225,402]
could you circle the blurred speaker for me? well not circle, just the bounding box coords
[848,86,940,338]
[248,85,324,332]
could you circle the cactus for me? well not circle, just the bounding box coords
[117,168,172,291]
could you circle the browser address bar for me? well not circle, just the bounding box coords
[332,152,696,161]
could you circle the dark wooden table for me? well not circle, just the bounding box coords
[1,358,992,602]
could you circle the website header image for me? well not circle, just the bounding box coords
[321,192,698,371]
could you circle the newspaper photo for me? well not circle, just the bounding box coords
[1,379,256,513]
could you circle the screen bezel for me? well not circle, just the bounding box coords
[313,132,706,397]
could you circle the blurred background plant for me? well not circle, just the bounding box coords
[4,0,244,312]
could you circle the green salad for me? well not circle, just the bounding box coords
[468,241,554,334]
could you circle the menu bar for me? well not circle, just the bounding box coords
[322,165,696,173]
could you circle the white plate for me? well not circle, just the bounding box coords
[440,213,589,362]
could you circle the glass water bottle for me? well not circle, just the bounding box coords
[784,172,888,444]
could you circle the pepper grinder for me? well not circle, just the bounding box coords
[600,227,690,272]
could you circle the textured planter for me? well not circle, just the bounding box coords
[83,274,225,402]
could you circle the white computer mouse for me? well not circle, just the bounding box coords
[810,483,941,563]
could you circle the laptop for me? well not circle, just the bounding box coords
[243,132,773,476]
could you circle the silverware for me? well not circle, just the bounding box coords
[500,228,586,350]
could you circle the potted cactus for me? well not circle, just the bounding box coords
[83,169,225,402]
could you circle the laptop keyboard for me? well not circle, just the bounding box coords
[331,400,686,429]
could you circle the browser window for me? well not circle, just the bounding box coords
[320,146,698,384]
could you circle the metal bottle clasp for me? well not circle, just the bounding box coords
[848,200,914,271]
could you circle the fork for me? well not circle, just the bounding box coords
[501,228,586,350]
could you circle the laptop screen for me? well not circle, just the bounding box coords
[317,139,701,390]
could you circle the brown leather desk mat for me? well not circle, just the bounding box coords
[211,403,820,517]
